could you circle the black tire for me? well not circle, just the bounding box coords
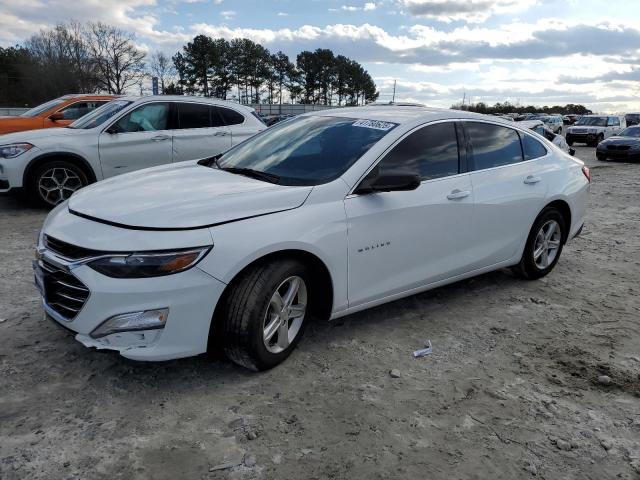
[512,207,566,280]
[596,152,607,161]
[28,160,89,208]
[589,133,604,148]
[220,259,312,371]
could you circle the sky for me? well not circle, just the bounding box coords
[0,0,639,112]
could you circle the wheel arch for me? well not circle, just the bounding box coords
[207,248,335,353]
[23,152,97,188]
[541,198,572,243]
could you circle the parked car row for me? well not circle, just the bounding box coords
[0,96,266,206]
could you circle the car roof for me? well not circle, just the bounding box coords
[305,105,515,126]
[120,95,255,111]
[60,94,120,100]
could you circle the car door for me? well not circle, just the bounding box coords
[98,102,174,178]
[218,106,259,146]
[172,102,231,163]
[463,121,548,268]
[345,121,475,307]
[608,116,621,137]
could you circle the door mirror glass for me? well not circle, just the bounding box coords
[569,148,576,156]
[48,112,64,121]
[355,169,421,195]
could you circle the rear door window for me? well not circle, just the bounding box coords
[465,122,523,170]
[178,103,211,129]
[376,121,460,181]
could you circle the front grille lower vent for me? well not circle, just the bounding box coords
[45,235,102,261]
[41,260,90,320]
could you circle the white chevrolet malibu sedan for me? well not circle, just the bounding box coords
[35,106,590,370]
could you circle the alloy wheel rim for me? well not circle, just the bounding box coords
[263,276,307,354]
[38,167,83,205]
[533,220,562,269]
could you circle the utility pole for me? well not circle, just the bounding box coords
[392,79,396,103]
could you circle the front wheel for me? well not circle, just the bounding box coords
[220,259,312,370]
[28,160,89,208]
[512,207,566,280]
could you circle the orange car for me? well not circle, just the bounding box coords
[0,94,118,135]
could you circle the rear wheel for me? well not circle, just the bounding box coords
[28,160,89,208]
[512,207,566,280]
[220,259,312,370]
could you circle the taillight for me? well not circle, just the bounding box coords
[582,166,591,183]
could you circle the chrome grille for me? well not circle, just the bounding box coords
[572,129,587,134]
[45,235,102,261]
[41,259,90,320]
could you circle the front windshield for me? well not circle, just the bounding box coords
[216,115,397,186]
[69,100,132,129]
[576,116,607,126]
[20,98,66,117]
[619,126,640,137]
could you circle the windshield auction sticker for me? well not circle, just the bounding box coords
[352,119,398,131]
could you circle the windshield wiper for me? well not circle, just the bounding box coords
[221,167,281,184]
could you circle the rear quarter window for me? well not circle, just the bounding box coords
[521,133,548,160]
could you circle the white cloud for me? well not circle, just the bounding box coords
[400,0,538,23]
[277,12,288,16]
[220,10,236,20]
[364,2,377,10]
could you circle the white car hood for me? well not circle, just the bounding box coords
[68,161,313,230]
[0,126,83,144]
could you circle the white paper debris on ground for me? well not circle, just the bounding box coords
[413,339,432,358]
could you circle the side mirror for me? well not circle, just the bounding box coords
[105,125,120,134]
[569,148,576,156]
[48,112,64,121]
[354,169,421,195]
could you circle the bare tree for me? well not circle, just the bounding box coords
[25,22,98,95]
[149,51,174,94]
[86,22,145,94]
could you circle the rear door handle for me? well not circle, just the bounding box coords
[151,134,170,142]
[524,175,541,185]
[447,189,471,200]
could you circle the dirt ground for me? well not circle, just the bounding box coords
[1,146,639,480]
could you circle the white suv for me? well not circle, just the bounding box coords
[35,107,590,370]
[566,115,626,147]
[0,96,265,206]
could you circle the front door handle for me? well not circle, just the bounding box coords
[151,134,170,142]
[447,189,471,200]
[524,175,541,185]
[214,131,229,137]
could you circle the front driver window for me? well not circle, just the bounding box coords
[59,101,108,120]
[376,122,460,181]
[114,103,169,133]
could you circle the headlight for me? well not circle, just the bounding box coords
[88,247,211,278]
[587,129,597,134]
[0,143,33,158]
